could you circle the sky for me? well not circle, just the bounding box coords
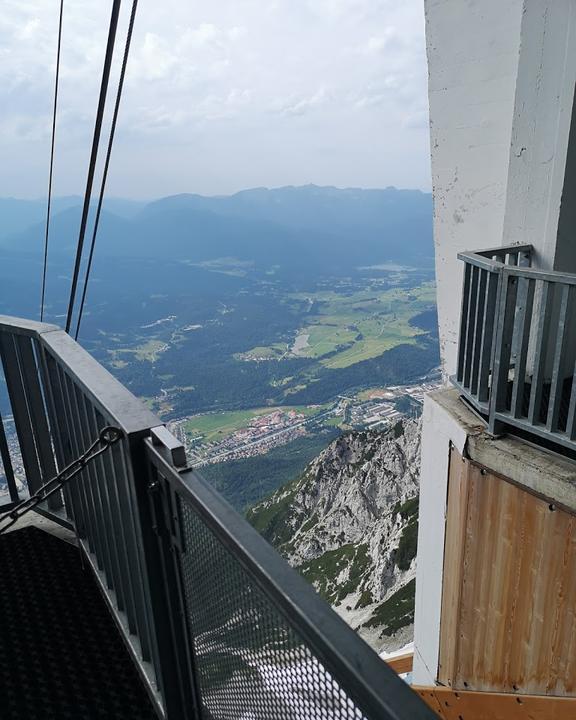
[1,0,430,199]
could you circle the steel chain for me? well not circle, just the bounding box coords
[0,426,123,535]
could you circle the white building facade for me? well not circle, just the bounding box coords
[413,0,576,706]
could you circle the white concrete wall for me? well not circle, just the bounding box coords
[417,1,576,687]
[425,0,524,377]
[503,0,576,272]
[426,0,576,377]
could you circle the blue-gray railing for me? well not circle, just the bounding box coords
[0,315,435,720]
[454,244,576,453]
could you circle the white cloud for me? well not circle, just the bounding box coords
[16,17,41,41]
[135,32,177,80]
[275,88,331,117]
[0,0,430,198]
[361,29,401,56]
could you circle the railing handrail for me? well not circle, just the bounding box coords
[0,314,61,337]
[0,314,160,435]
[502,264,576,286]
[457,246,576,286]
[457,244,533,271]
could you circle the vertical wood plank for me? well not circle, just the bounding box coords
[438,446,470,685]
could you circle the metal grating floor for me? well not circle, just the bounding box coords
[0,526,158,720]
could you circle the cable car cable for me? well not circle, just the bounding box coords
[40,0,64,322]
[74,0,139,341]
[65,0,122,334]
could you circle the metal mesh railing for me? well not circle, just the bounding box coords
[180,500,364,720]
[146,441,435,720]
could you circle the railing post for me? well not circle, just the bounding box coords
[477,270,500,404]
[136,433,203,720]
[488,270,518,435]
[0,409,19,504]
[457,262,472,383]
[0,333,43,494]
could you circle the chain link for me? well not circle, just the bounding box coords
[0,426,123,536]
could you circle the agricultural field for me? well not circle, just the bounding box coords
[109,338,169,366]
[86,265,437,422]
[235,344,287,361]
[240,281,436,371]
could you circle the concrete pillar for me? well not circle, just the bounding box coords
[425,0,524,378]
[502,0,576,273]
[502,1,576,378]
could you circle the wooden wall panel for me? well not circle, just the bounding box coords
[414,686,576,720]
[438,446,470,683]
[438,447,576,696]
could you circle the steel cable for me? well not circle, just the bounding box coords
[74,0,139,341]
[65,0,122,334]
[40,0,64,322]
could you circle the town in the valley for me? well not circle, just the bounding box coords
[0,373,440,500]
[167,373,441,468]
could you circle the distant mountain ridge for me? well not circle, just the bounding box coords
[0,185,433,271]
[0,197,144,241]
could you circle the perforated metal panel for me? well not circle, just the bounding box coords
[179,500,366,720]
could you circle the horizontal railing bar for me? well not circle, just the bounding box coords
[145,440,435,720]
[0,317,160,436]
[456,253,503,271]
[504,265,576,285]
[479,243,533,257]
[457,244,533,270]
[493,411,576,452]
[39,330,160,435]
[459,243,532,259]
[0,315,61,338]
[451,377,490,414]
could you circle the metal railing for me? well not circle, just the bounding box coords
[0,314,435,720]
[454,244,576,452]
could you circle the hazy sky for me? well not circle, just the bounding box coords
[1,0,430,199]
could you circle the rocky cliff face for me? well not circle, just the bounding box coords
[247,419,421,653]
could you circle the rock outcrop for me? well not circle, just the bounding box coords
[247,419,421,653]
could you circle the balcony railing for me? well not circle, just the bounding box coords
[454,244,576,453]
[0,314,435,720]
